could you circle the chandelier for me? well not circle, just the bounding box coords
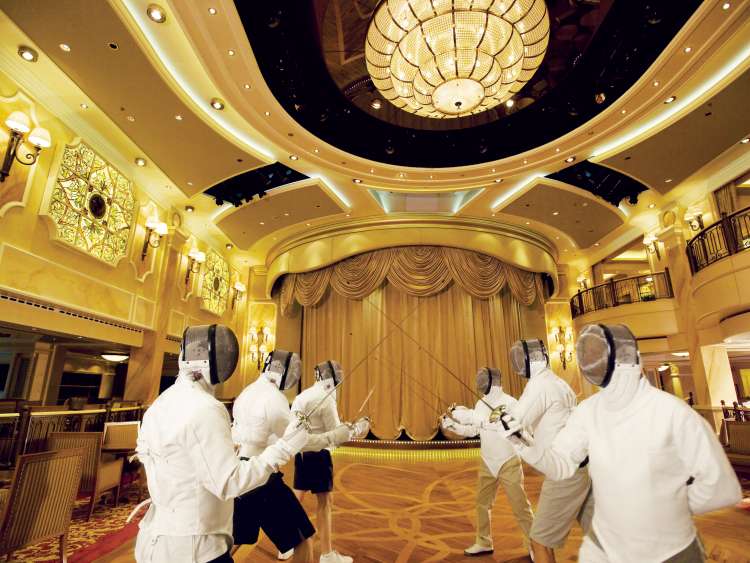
[365,0,549,119]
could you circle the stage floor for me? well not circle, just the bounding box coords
[103,449,750,562]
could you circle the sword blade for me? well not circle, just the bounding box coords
[355,386,376,416]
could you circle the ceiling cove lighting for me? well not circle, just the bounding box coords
[592,41,750,159]
[365,0,549,119]
[491,173,544,210]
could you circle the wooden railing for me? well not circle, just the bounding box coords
[0,404,143,467]
[686,205,750,273]
[570,271,674,318]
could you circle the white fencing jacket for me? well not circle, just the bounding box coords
[452,386,518,476]
[521,378,742,563]
[232,373,347,459]
[510,367,577,450]
[135,375,286,563]
[291,381,341,437]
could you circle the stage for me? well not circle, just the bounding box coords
[103,447,750,562]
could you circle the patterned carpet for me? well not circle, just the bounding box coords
[10,492,141,562]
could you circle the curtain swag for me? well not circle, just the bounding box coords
[280,246,545,315]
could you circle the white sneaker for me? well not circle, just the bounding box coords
[320,550,353,563]
[277,548,294,560]
[464,543,494,556]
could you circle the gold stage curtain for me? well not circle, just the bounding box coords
[280,245,544,315]
[300,283,525,440]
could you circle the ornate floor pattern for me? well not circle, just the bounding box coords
[103,449,750,563]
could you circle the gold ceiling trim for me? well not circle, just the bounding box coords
[264,215,557,298]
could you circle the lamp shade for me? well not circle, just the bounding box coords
[28,127,51,148]
[5,111,31,134]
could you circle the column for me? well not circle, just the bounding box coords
[124,229,188,403]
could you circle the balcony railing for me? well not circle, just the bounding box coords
[570,271,674,318]
[687,205,750,273]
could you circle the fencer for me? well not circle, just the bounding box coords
[288,360,369,563]
[508,339,593,563]
[231,350,364,563]
[506,324,742,563]
[440,367,534,557]
[135,325,309,563]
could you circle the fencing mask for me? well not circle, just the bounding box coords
[179,324,239,386]
[509,339,549,379]
[263,349,302,391]
[314,360,344,391]
[476,367,501,396]
[576,324,640,388]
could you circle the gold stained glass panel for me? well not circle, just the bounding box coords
[48,143,135,265]
[201,250,229,316]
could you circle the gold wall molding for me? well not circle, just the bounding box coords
[265,216,557,298]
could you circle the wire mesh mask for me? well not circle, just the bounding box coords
[510,339,549,379]
[263,349,301,391]
[576,324,639,388]
[315,360,344,387]
[180,324,239,385]
[476,367,501,395]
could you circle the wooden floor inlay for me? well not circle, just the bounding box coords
[102,449,750,562]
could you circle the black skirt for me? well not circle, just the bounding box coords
[233,472,315,552]
[293,449,334,494]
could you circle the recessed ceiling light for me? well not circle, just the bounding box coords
[289,154,299,161]
[210,98,225,110]
[555,236,560,239]
[525,221,530,225]
[135,157,147,167]
[208,7,217,15]
[175,114,183,121]
[370,168,375,173]
[563,249,569,252]
[59,43,71,52]
[146,4,167,23]
[228,49,235,56]
[594,242,600,246]
[187,181,193,186]
[722,2,731,9]
[494,178,502,183]
[352,178,362,184]
[284,212,290,216]
[259,221,265,225]
[399,173,405,178]
[346,213,351,217]
[505,99,514,108]
[491,168,496,172]
[371,99,382,110]
[225,243,233,250]
[80,103,89,109]
[552,211,559,216]
[185,205,194,213]
[648,203,656,209]
[523,159,528,164]
[652,80,660,87]
[565,156,576,163]
[620,109,627,114]
[582,202,588,207]
[740,137,750,144]
[243,83,250,89]
[264,111,271,116]
[594,92,606,104]
[306,223,311,226]
[314,148,319,153]
[17,45,38,62]
[429,175,433,179]
[664,178,673,183]
[126,115,136,122]
[683,46,692,53]
[555,148,560,153]
[664,95,677,104]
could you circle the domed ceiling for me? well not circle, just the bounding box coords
[238,0,702,167]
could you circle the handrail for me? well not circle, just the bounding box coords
[30,408,106,416]
[570,270,674,319]
[686,205,750,273]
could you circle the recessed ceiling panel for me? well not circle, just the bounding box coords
[602,69,750,192]
[217,183,345,249]
[238,0,701,166]
[502,183,623,248]
[547,161,649,206]
[3,0,266,195]
[369,189,484,214]
[205,163,308,207]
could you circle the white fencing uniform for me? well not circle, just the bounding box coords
[135,374,294,563]
[520,376,741,563]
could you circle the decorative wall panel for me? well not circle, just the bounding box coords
[201,250,229,316]
[46,142,135,265]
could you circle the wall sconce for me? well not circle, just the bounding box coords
[258,344,268,369]
[576,274,588,290]
[184,246,206,287]
[685,213,704,231]
[140,216,168,261]
[231,281,246,309]
[261,326,273,345]
[249,325,258,344]
[248,324,274,368]
[1,111,51,182]
[643,234,661,259]
[551,325,574,369]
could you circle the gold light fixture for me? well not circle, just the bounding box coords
[185,247,206,287]
[231,281,246,310]
[551,325,574,370]
[141,216,168,261]
[365,0,549,119]
[1,111,51,182]
[249,324,274,368]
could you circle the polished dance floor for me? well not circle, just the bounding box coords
[104,448,750,562]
